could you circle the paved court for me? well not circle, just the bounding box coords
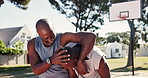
[111,71,148,78]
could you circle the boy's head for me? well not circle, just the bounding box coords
[59,44,81,69]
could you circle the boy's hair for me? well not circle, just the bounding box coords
[57,44,82,62]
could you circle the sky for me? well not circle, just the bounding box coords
[0,0,130,37]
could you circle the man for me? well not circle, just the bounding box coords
[61,43,111,78]
[27,18,96,78]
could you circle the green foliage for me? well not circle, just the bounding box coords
[140,27,148,43]
[106,32,130,45]
[111,0,128,3]
[9,0,30,6]
[0,40,6,54]
[96,36,107,45]
[8,0,31,10]
[0,0,4,7]
[1,48,25,55]
[0,0,31,10]
[12,40,24,49]
[105,31,141,50]
[0,40,25,55]
[96,32,131,46]
[138,0,148,26]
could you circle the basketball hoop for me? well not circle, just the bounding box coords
[109,0,141,21]
[117,12,129,20]
[117,15,127,20]
[120,16,127,20]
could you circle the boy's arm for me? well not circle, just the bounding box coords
[67,68,78,78]
[98,57,111,78]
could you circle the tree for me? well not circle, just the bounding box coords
[140,26,148,43]
[96,36,107,45]
[106,32,121,43]
[106,32,130,44]
[141,31,148,43]
[48,0,109,32]
[0,0,31,10]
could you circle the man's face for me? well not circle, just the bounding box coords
[37,24,56,47]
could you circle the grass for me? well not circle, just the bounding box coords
[107,56,148,72]
[0,57,148,78]
[0,64,35,78]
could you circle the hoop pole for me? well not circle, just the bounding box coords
[128,0,134,76]
[128,19,135,76]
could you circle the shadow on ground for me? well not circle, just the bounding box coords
[0,66,35,78]
[111,66,148,72]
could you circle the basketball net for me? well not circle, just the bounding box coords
[117,15,127,20]
[120,16,127,20]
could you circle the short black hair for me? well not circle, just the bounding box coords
[36,19,48,26]
[57,44,81,62]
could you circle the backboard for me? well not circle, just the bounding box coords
[109,0,141,21]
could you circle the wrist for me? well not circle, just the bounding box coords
[46,58,53,65]
[68,68,76,74]
[77,60,83,63]
[67,67,74,70]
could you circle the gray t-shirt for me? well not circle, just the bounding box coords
[35,33,69,78]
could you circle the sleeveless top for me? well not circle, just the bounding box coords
[35,33,69,78]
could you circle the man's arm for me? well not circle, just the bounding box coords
[98,57,111,78]
[27,38,52,75]
[60,32,96,75]
[28,38,70,75]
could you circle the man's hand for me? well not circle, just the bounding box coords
[50,47,70,65]
[76,60,88,75]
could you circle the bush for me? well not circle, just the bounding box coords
[0,40,26,55]
[0,48,26,55]
[0,40,6,54]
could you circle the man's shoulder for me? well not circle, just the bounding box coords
[60,32,71,36]
[28,37,36,46]
[60,32,79,40]
[60,32,73,39]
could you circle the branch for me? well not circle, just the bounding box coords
[84,2,93,28]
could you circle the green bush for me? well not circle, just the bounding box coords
[0,40,26,55]
[0,40,6,54]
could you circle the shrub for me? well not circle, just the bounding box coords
[0,40,26,55]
